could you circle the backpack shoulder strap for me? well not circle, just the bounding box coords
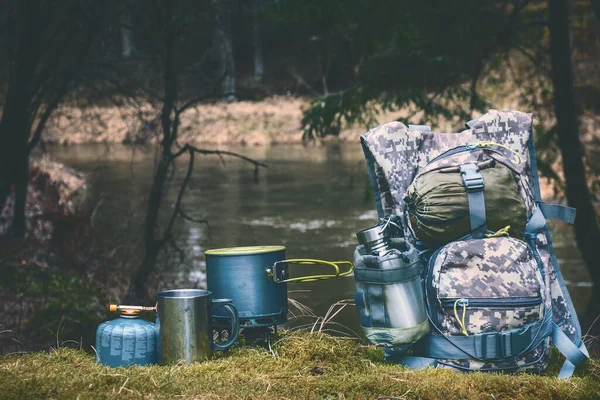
[525,125,588,378]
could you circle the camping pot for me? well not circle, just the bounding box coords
[205,246,353,328]
[156,289,240,364]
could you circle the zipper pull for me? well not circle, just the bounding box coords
[453,298,469,336]
[485,225,511,238]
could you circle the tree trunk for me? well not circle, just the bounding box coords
[127,156,170,302]
[252,0,264,83]
[12,150,29,237]
[590,0,600,23]
[126,2,178,302]
[548,0,600,323]
[213,0,237,102]
[0,2,41,238]
[120,5,136,58]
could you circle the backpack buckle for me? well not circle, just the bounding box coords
[479,330,513,359]
[479,324,536,360]
[497,331,512,358]
[459,163,484,193]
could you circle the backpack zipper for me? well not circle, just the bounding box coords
[427,143,514,167]
[425,245,446,318]
[428,145,472,164]
[440,297,543,308]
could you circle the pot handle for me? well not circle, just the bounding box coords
[265,259,354,283]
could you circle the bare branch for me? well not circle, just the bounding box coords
[157,142,267,267]
[166,234,185,264]
[175,94,211,116]
[163,148,195,239]
[171,144,269,169]
[175,68,228,116]
[178,209,209,225]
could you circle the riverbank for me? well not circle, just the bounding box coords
[42,96,458,146]
[41,96,600,152]
[0,333,598,399]
[44,97,326,145]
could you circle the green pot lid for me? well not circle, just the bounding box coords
[204,245,286,256]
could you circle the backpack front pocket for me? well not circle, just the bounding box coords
[428,237,546,337]
[438,297,543,335]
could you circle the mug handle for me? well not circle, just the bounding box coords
[212,301,240,351]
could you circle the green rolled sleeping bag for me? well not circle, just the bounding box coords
[404,161,527,245]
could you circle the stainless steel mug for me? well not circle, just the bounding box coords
[156,289,240,364]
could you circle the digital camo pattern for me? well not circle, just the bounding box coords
[467,112,576,342]
[361,109,579,345]
[535,231,553,310]
[537,231,574,335]
[429,238,548,368]
[361,110,532,223]
[437,340,550,373]
[432,237,543,299]
[439,304,543,335]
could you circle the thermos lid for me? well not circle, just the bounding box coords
[356,224,389,246]
[205,245,285,256]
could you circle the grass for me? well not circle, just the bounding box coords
[0,332,599,399]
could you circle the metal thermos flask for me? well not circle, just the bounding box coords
[354,216,429,346]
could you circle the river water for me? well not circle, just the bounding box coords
[48,143,591,336]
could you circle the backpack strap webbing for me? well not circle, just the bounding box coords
[411,309,553,361]
[539,202,576,224]
[525,207,588,379]
[553,324,589,379]
[459,163,487,238]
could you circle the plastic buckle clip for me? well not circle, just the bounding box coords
[478,330,513,360]
[460,163,484,193]
[498,331,512,358]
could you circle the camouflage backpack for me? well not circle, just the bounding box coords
[358,110,588,377]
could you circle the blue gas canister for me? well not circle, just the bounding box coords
[95,305,158,367]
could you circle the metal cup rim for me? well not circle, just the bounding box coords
[211,298,233,304]
[156,289,212,299]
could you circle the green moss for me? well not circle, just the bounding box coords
[0,332,599,399]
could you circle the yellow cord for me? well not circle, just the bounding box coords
[485,225,511,238]
[271,259,354,283]
[453,299,469,336]
[468,141,521,165]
